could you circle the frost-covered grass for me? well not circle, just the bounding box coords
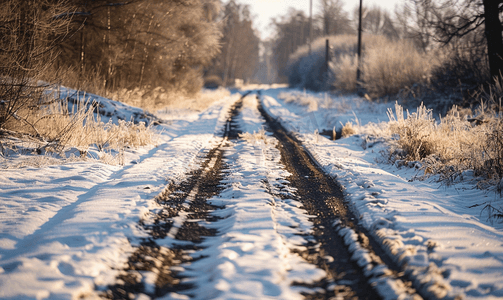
[1,88,154,167]
[275,89,503,191]
[40,101,152,151]
[277,90,354,113]
[1,83,229,168]
[385,102,503,189]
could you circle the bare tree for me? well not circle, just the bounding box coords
[318,0,353,36]
[207,0,260,86]
[394,0,437,50]
[406,0,503,81]
[355,5,398,39]
[272,9,316,82]
[55,0,222,94]
[0,0,74,130]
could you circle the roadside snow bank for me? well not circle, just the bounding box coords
[260,89,503,300]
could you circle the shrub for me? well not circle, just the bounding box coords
[287,35,360,92]
[287,34,440,98]
[363,39,439,98]
[331,54,358,92]
[431,44,490,107]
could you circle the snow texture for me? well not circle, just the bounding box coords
[1,85,503,300]
[260,87,503,300]
[0,92,238,299]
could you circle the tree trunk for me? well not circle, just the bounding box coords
[483,0,503,81]
[139,15,154,88]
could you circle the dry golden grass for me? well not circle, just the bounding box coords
[50,65,230,113]
[2,95,153,166]
[111,87,230,112]
[384,101,503,186]
[238,128,271,145]
[277,91,355,114]
[363,39,440,98]
[341,121,357,138]
[278,91,319,112]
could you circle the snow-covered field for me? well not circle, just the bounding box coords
[0,86,502,299]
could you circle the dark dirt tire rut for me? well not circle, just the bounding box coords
[257,92,423,300]
[102,97,245,300]
[102,90,422,300]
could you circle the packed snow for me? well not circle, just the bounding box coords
[0,86,502,300]
[162,95,326,299]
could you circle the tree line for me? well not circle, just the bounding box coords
[270,0,503,96]
[56,0,222,94]
[0,0,261,130]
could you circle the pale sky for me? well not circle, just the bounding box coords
[237,0,404,39]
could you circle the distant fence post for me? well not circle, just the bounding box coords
[325,39,330,72]
[324,39,332,90]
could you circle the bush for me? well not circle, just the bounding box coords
[287,34,440,98]
[363,39,439,98]
[287,35,359,91]
[431,44,490,107]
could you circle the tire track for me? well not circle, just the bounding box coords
[102,96,245,300]
[257,92,423,300]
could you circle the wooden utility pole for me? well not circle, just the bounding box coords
[356,0,363,93]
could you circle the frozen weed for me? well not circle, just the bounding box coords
[481,203,503,224]
[239,128,270,145]
[341,121,357,138]
[384,101,503,190]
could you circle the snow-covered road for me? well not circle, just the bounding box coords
[1,87,503,300]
